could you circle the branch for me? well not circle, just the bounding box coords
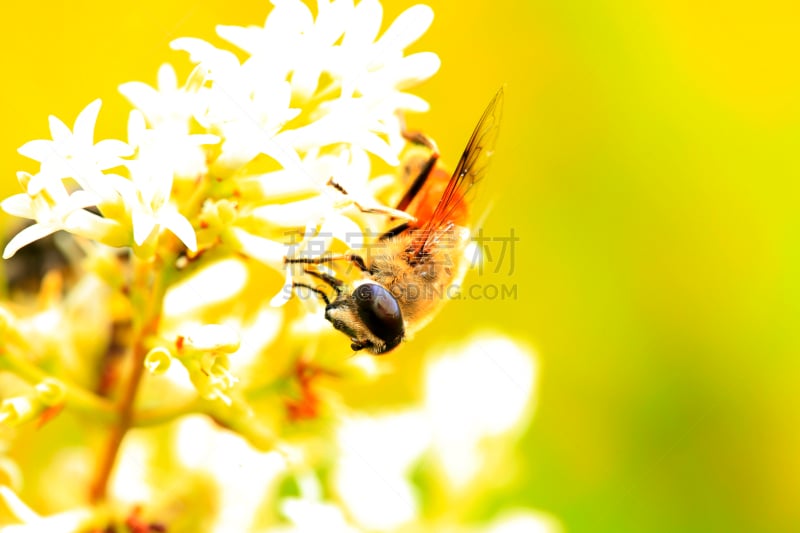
[0,346,116,423]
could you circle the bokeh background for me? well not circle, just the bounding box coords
[2,1,800,532]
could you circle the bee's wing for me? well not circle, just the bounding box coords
[411,87,505,256]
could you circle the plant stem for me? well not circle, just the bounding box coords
[132,398,278,451]
[89,252,172,503]
[0,347,117,422]
[204,398,277,452]
[134,398,203,427]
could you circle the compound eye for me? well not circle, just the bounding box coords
[353,283,404,350]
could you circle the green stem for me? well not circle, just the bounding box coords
[132,395,277,451]
[133,398,203,427]
[0,347,116,422]
[204,398,277,452]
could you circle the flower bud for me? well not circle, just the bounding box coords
[34,378,66,406]
[144,347,173,375]
[0,397,36,427]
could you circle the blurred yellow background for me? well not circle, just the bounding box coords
[2,1,800,531]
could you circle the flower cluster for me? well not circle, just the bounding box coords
[0,1,554,532]
[150,324,242,405]
[3,0,439,266]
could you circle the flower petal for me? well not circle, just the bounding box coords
[319,214,363,250]
[131,210,157,246]
[231,228,286,267]
[67,190,101,210]
[156,62,178,90]
[161,209,198,251]
[265,0,314,38]
[0,194,34,219]
[18,139,55,163]
[126,109,147,147]
[216,25,264,55]
[64,210,128,246]
[72,99,102,146]
[376,4,433,53]
[343,0,382,47]
[251,196,329,228]
[47,115,73,145]
[315,0,354,45]
[0,486,40,522]
[119,80,159,116]
[95,138,134,158]
[3,223,58,259]
[269,264,293,307]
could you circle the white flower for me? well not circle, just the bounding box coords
[121,66,219,179]
[217,0,353,99]
[173,416,288,533]
[119,63,204,127]
[172,0,439,175]
[424,335,537,488]
[3,0,441,289]
[484,511,563,533]
[110,168,197,252]
[113,114,199,252]
[0,487,90,533]
[273,498,359,533]
[1,172,125,259]
[171,324,243,404]
[330,2,439,105]
[269,472,359,533]
[17,99,131,199]
[274,95,404,164]
[170,37,303,175]
[218,1,439,104]
[334,412,429,530]
[163,258,250,317]
[126,108,218,181]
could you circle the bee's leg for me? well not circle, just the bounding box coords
[394,127,440,212]
[326,178,416,222]
[285,253,369,273]
[303,269,343,294]
[292,282,331,305]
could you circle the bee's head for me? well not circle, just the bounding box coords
[324,282,405,354]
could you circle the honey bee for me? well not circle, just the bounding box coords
[286,88,504,354]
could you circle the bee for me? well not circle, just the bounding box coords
[286,88,504,354]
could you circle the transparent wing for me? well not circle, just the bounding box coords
[411,87,505,256]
